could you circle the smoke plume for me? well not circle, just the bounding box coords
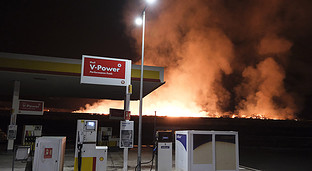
[123,0,300,118]
[78,0,312,119]
[234,34,296,119]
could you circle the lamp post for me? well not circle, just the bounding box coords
[135,0,156,170]
[136,9,145,171]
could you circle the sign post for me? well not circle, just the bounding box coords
[7,80,20,151]
[123,84,131,171]
[81,55,132,171]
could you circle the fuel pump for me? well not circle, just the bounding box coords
[74,120,108,171]
[156,130,173,171]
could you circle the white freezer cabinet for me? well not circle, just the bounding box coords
[175,130,239,171]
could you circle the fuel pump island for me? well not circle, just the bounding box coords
[79,55,133,171]
[23,55,134,171]
[74,120,108,171]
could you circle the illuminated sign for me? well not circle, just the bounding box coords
[18,100,44,115]
[81,55,131,86]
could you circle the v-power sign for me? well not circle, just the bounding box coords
[81,55,131,86]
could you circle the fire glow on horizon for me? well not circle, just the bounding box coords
[73,98,288,120]
[74,0,307,120]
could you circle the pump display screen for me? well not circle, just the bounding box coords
[86,121,96,130]
[157,131,173,142]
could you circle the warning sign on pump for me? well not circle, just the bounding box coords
[44,148,52,159]
[119,121,134,148]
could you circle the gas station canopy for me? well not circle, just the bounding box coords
[0,52,165,101]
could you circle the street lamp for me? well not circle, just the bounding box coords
[135,0,157,170]
[135,18,143,26]
[146,0,156,4]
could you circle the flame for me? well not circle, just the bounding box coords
[74,97,286,120]
[75,0,301,120]
[74,98,207,117]
[74,99,286,120]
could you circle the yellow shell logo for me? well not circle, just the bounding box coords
[99,157,104,161]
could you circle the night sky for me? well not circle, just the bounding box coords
[0,0,138,60]
[1,0,312,119]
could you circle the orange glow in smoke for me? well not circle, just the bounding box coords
[74,99,209,117]
[74,98,287,120]
[75,0,300,120]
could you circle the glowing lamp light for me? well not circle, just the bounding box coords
[135,17,143,25]
[146,0,156,4]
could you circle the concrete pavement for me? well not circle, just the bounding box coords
[0,147,257,171]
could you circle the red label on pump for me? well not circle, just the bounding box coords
[125,111,131,120]
[44,148,52,159]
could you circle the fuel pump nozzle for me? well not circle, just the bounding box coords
[77,131,83,171]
